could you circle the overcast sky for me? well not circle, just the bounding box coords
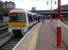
[2,0,68,10]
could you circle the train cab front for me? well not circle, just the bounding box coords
[8,12,27,37]
[8,22,27,37]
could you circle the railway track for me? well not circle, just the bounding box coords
[0,37,21,50]
[0,22,20,50]
[0,22,38,50]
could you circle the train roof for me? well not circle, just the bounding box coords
[9,9,26,13]
[9,9,38,15]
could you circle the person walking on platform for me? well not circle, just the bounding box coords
[42,16,45,23]
[37,17,40,22]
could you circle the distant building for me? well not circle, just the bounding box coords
[32,7,36,10]
[3,1,16,10]
[31,7,36,12]
[30,4,68,14]
[0,0,16,22]
[0,0,16,9]
[0,0,3,7]
[30,4,68,19]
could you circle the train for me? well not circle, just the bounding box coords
[8,9,42,37]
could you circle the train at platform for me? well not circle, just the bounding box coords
[8,9,42,37]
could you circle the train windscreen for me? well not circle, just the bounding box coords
[9,13,26,22]
[17,13,26,22]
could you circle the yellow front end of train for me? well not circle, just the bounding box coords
[8,9,28,37]
[8,22,26,28]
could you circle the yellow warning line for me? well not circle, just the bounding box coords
[27,23,41,50]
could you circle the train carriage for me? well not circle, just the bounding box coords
[8,9,39,37]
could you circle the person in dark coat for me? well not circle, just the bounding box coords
[42,16,45,23]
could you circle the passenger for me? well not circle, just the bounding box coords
[42,16,45,23]
[37,17,40,22]
[34,18,37,21]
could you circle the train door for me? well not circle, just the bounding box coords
[27,14,34,29]
[28,14,33,23]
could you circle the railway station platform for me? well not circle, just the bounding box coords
[35,20,66,50]
[13,20,68,50]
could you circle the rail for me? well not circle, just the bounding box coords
[0,22,11,47]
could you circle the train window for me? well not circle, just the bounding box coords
[9,13,26,22]
[28,14,33,23]
[10,16,17,22]
[9,13,17,22]
[17,13,26,22]
[33,15,38,21]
